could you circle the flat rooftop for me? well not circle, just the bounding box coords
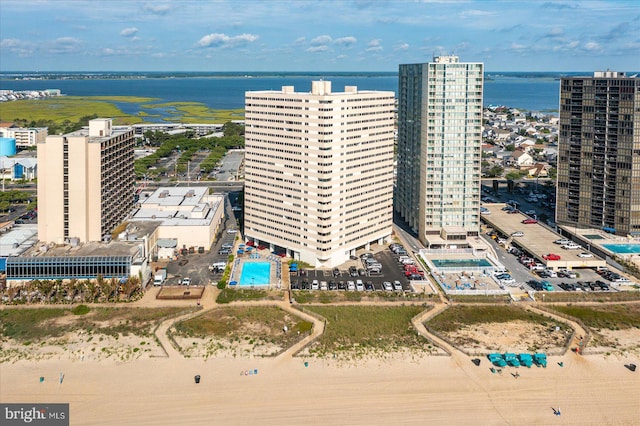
[24,240,142,258]
[481,204,606,270]
[131,187,223,227]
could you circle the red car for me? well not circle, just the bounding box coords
[543,253,561,260]
[522,218,538,224]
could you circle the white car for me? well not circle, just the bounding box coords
[347,281,356,291]
[383,281,393,291]
[393,281,403,291]
[511,231,524,237]
[181,277,192,286]
[355,279,364,291]
[524,210,536,215]
[578,252,593,258]
[554,239,571,245]
[500,277,516,284]
[311,280,319,290]
[562,243,582,250]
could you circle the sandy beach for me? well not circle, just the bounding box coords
[2,350,639,425]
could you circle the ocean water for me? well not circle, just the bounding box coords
[0,71,576,119]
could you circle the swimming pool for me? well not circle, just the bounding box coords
[602,244,640,254]
[431,259,493,268]
[239,262,271,286]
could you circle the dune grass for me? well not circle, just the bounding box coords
[539,291,640,303]
[0,307,190,341]
[547,304,640,330]
[427,305,561,333]
[216,288,283,304]
[302,305,428,357]
[174,306,312,339]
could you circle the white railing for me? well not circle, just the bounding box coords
[446,289,510,295]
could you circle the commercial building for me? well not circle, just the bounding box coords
[396,56,484,247]
[37,118,135,244]
[244,81,395,267]
[0,125,47,148]
[129,186,225,255]
[557,71,640,237]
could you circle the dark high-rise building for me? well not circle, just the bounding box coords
[557,71,640,236]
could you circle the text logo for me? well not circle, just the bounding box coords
[1,404,68,425]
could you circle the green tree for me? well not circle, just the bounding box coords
[223,121,244,137]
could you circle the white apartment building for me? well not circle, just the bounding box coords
[396,56,484,247]
[244,81,395,267]
[0,126,47,148]
[38,118,135,244]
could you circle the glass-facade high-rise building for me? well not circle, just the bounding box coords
[396,56,484,247]
[557,71,640,236]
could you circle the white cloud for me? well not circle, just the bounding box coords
[0,38,21,48]
[547,27,564,37]
[394,43,409,51]
[144,3,171,15]
[102,48,115,55]
[0,38,35,57]
[198,33,259,48]
[293,37,306,45]
[120,27,139,37]
[306,45,329,53]
[459,9,495,18]
[584,41,601,51]
[310,35,333,45]
[366,39,383,52]
[334,36,357,47]
[48,37,82,54]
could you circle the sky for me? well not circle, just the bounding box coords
[0,0,639,72]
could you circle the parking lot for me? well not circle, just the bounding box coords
[289,243,435,293]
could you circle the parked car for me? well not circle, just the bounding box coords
[540,269,557,278]
[311,280,319,290]
[393,281,403,291]
[554,239,571,245]
[578,252,593,258]
[181,277,192,286]
[347,281,355,291]
[522,218,538,224]
[511,231,524,237]
[543,253,561,260]
[562,243,582,250]
[558,269,577,279]
[355,280,364,291]
[383,281,393,291]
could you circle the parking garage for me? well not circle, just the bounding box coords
[481,204,606,271]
